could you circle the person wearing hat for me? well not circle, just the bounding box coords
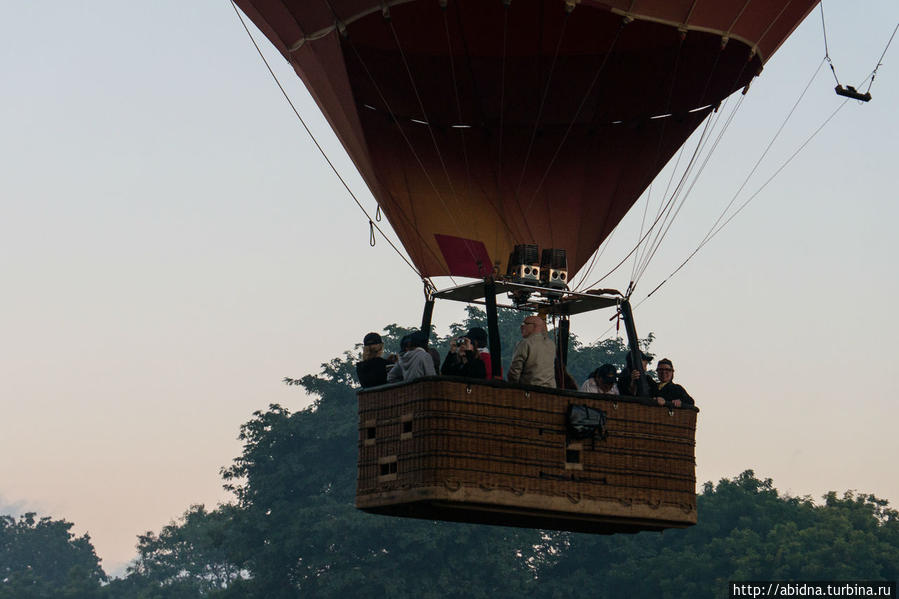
[654,358,694,408]
[617,351,658,397]
[356,332,391,388]
[580,363,620,395]
[387,330,436,383]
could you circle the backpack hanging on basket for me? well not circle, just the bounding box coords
[566,404,608,441]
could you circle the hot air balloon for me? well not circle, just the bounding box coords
[235,0,820,533]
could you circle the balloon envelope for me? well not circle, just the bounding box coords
[236,0,819,278]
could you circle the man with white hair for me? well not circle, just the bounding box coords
[507,315,557,388]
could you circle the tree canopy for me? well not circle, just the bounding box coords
[3,313,897,597]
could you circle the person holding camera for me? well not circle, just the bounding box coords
[441,334,487,379]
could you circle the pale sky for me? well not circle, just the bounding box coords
[2,1,897,575]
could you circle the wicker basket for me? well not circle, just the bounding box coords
[357,377,697,534]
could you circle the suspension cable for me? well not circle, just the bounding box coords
[640,97,849,307]
[863,21,899,94]
[229,0,423,279]
[819,1,841,85]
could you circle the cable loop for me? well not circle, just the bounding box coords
[375,204,382,222]
[369,220,376,247]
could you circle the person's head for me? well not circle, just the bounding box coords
[362,332,383,360]
[594,363,618,388]
[520,315,547,338]
[410,330,429,349]
[400,334,413,352]
[656,358,674,383]
[466,327,488,350]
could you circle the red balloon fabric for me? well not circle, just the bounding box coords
[236,0,818,278]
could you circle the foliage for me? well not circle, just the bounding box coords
[0,512,105,599]
[6,318,899,597]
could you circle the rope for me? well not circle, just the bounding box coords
[663,98,848,284]
[863,21,899,94]
[820,1,840,85]
[631,110,719,284]
[342,31,466,277]
[228,0,422,278]
[690,58,826,260]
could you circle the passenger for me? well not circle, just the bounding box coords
[387,330,437,383]
[507,315,556,388]
[355,332,390,388]
[580,363,620,395]
[440,335,487,379]
[654,358,694,407]
[464,327,501,379]
[618,351,658,397]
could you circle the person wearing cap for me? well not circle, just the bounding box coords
[356,332,391,388]
[507,315,557,388]
[387,330,437,383]
[580,363,620,395]
[617,351,658,397]
[654,358,694,408]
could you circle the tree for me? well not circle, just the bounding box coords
[110,316,898,598]
[0,512,106,599]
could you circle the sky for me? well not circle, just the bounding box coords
[2,0,897,576]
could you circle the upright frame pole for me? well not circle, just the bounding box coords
[484,277,503,378]
[619,299,649,396]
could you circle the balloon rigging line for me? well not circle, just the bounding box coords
[863,21,898,94]
[571,221,620,292]
[569,31,696,290]
[631,106,722,285]
[635,97,849,315]
[631,61,725,284]
[579,104,719,293]
[614,45,758,290]
[387,19,462,213]
[595,59,852,341]
[690,57,826,260]
[343,31,472,274]
[513,7,571,241]
[819,1,841,86]
[629,180,655,283]
[497,3,509,212]
[522,20,627,216]
[630,109,720,284]
[632,94,744,285]
[632,138,688,284]
[386,14,503,273]
[630,49,761,285]
[619,32,733,289]
[228,0,425,281]
[656,59,882,290]
[441,7,517,247]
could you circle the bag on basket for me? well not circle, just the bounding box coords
[566,404,608,441]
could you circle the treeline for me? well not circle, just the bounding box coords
[3,309,897,598]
